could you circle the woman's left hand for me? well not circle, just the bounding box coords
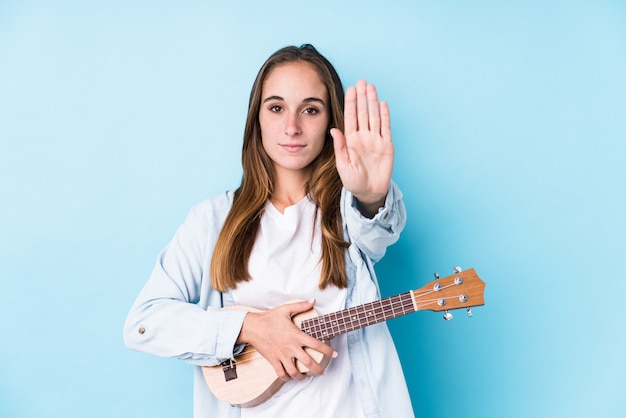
[331,80,393,217]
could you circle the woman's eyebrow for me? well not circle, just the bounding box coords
[303,97,326,106]
[262,95,284,103]
[262,96,326,106]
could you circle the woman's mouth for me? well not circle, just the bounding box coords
[280,143,306,152]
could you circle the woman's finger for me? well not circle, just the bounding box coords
[356,79,369,131]
[367,83,381,135]
[380,100,392,142]
[343,86,357,135]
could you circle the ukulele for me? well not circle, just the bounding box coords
[202,267,485,407]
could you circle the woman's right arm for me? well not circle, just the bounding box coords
[124,196,335,377]
[123,197,246,367]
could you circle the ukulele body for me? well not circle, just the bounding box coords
[201,304,331,407]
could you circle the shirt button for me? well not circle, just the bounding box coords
[138,327,146,334]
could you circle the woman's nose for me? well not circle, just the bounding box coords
[284,113,302,136]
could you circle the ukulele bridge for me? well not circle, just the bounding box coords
[221,359,238,382]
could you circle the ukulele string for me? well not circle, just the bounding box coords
[413,283,461,297]
[300,296,416,339]
[222,344,329,370]
[413,282,458,297]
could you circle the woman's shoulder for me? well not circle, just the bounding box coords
[187,190,235,222]
[192,190,235,210]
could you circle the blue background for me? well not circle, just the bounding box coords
[1,1,625,417]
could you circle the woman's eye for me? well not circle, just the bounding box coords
[269,105,282,112]
[303,107,319,115]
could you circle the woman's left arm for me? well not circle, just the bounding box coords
[341,180,406,263]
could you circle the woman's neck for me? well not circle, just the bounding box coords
[270,168,311,213]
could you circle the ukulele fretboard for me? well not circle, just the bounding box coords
[299,292,416,340]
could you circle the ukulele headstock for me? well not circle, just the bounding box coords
[412,267,485,320]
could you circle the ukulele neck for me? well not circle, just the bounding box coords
[299,292,416,340]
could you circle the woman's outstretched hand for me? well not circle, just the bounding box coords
[331,79,394,218]
[237,299,336,382]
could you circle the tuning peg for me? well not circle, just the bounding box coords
[467,307,473,317]
[434,273,440,280]
[443,310,453,321]
[453,266,462,273]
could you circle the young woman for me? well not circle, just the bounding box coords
[124,44,414,418]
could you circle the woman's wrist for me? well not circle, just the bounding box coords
[354,194,386,218]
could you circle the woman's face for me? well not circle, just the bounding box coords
[259,61,330,180]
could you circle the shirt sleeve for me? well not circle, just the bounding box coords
[342,180,407,263]
[123,197,246,367]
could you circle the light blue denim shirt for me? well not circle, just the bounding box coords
[124,181,414,418]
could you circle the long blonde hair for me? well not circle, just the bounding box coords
[210,44,348,292]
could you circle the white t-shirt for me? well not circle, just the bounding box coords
[232,196,364,418]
